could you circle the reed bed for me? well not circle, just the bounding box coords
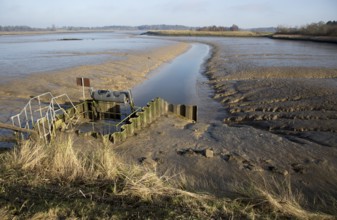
[145,30,272,37]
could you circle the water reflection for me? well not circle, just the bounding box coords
[0,32,174,78]
[132,44,210,106]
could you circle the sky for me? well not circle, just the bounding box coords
[0,0,336,28]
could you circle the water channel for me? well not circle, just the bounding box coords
[131,42,226,123]
[132,43,209,106]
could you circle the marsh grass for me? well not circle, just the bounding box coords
[233,177,335,219]
[145,30,272,37]
[0,134,334,219]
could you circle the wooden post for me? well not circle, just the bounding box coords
[0,122,38,135]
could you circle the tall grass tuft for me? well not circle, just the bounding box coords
[1,134,176,200]
[2,134,123,183]
[119,164,172,201]
[5,138,47,171]
[234,177,335,219]
[48,134,85,182]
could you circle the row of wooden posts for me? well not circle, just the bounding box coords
[56,97,197,144]
[110,98,197,144]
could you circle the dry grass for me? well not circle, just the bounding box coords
[0,134,335,219]
[233,177,335,219]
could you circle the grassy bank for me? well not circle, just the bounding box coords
[144,30,272,37]
[143,29,337,44]
[271,21,337,43]
[0,134,334,219]
[271,34,337,43]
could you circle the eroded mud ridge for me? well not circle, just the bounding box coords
[206,47,337,147]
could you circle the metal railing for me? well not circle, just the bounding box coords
[11,92,77,140]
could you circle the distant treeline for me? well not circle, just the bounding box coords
[197,25,239,32]
[0,25,134,32]
[0,24,242,32]
[276,21,337,36]
[137,24,190,30]
[0,25,44,32]
[0,24,192,32]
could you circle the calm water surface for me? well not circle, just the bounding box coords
[2,33,337,80]
[0,32,173,79]
[132,43,210,106]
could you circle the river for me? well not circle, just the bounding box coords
[2,32,337,90]
[0,32,174,80]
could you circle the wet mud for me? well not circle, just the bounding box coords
[206,47,337,147]
[116,40,337,212]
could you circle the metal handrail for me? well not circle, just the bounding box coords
[10,92,77,140]
[11,92,54,129]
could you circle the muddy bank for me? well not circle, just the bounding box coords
[0,42,190,123]
[115,40,337,213]
[206,42,337,203]
[206,45,337,147]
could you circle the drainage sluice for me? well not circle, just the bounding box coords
[6,92,197,145]
[66,97,197,144]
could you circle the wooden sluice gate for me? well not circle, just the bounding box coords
[63,97,197,144]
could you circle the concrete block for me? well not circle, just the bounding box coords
[204,149,214,158]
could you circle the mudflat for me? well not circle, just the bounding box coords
[116,40,337,213]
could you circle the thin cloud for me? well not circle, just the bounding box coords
[159,0,210,13]
[230,3,273,14]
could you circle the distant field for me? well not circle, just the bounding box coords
[144,30,272,37]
